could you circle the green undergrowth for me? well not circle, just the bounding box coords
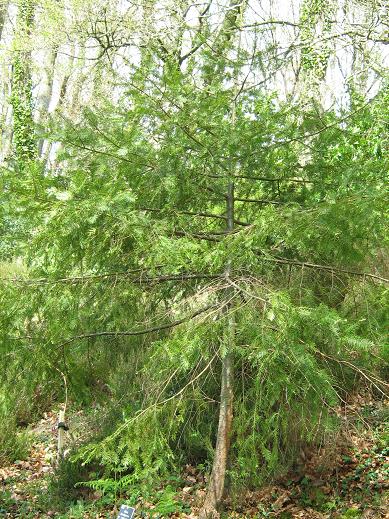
[10,397,382,518]
[0,410,389,519]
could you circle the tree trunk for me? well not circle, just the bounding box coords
[199,6,242,505]
[199,183,235,519]
[10,0,36,164]
[0,1,8,40]
[199,349,234,518]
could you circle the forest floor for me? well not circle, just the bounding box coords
[0,393,388,519]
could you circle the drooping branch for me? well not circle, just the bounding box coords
[103,354,220,443]
[4,270,223,286]
[259,256,389,284]
[63,138,155,169]
[5,266,164,285]
[173,231,221,242]
[315,350,389,395]
[56,303,222,349]
[203,172,327,184]
[3,259,387,287]
[139,207,250,226]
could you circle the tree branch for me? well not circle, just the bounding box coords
[235,197,281,205]
[260,256,389,284]
[5,270,223,286]
[138,207,250,226]
[58,303,220,348]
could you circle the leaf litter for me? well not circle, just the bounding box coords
[0,393,387,518]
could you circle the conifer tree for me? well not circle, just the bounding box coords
[0,1,388,515]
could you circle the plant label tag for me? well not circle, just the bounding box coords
[117,505,136,519]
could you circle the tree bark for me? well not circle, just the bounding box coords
[199,183,235,519]
[199,343,234,518]
[199,3,243,507]
[0,1,8,40]
[37,45,58,157]
[10,0,36,164]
